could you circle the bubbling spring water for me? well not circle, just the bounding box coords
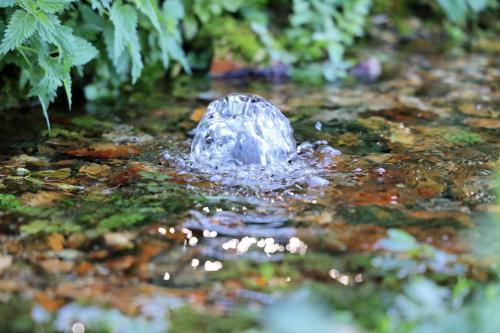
[162,93,341,190]
[191,93,296,167]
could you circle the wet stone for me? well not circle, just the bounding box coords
[191,93,296,168]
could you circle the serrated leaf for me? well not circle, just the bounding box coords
[162,35,190,73]
[0,0,15,8]
[37,0,75,13]
[128,32,143,83]
[80,3,104,32]
[70,36,98,66]
[110,2,143,82]
[89,0,110,13]
[62,56,72,109]
[110,2,137,62]
[34,11,61,45]
[38,95,52,130]
[0,17,5,38]
[0,10,38,54]
[134,0,162,32]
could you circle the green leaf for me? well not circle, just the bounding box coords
[0,17,5,38]
[163,0,184,20]
[466,0,488,13]
[89,0,111,13]
[37,0,75,13]
[437,0,468,23]
[376,229,419,252]
[69,36,99,66]
[0,0,15,8]
[162,34,190,73]
[134,0,162,32]
[62,56,72,109]
[110,2,137,61]
[220,0,243,12]
[34,11,61,45]
[0,10,38,54]
[38,95,52,130]
[128,30,143,83]
[110,2,143,82]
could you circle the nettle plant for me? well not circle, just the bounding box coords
[0,0,372,127]
[0,0,189,127]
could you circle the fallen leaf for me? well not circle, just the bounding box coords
[74,261,94,276]
[47,233,65,251]
[66,234,88,249]
[45,182,85,192]
[21,191,66,207]
[107,255,135,271]
[472,37,500,54]
[66,143,140,159]
[0,255,13,275]
[79,163,112,176]
[464,117,500,129]
[34,292,65,311]
[104,232,136,250]
[458,103,499,118]
[32,168,71,179]
[190,107,206,122]
[39,259,74,273]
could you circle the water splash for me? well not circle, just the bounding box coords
[162,94,341,191]
[191,93,296,168]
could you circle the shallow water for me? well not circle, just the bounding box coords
[0,50,499,332]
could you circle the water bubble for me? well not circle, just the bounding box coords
[306,176,330,188]
[314,121,322,131]
[191,93,296,168]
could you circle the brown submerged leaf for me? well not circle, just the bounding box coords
[0,255,13,275]
[79,163,112,176]
[464,117,500,129]
[47,233,65,251]
[66,143,140,159]
[21,191,67,207]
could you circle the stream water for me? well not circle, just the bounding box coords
[0,50,499,332]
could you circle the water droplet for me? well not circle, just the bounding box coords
[314,121,322,131]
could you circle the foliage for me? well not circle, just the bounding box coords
[286,0,371,82]
[437,0,489,23]
[0,0,189,126]
[0,0,495,127]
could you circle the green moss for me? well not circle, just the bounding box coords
[98,213,146,231]
[338,205,466,228]
[20,219,82,235]
[0,194,22,209]
[0,298,55,333]
[71,116,114,131]
[443,130,484,145]
[169,306,257,333]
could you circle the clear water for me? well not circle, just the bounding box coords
[191,93,296,168]
[0,50,499,333]
[164,94,341,191]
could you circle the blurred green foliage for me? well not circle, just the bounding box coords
[0,0,496,126]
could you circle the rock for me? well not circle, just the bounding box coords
[351,57,382,82]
